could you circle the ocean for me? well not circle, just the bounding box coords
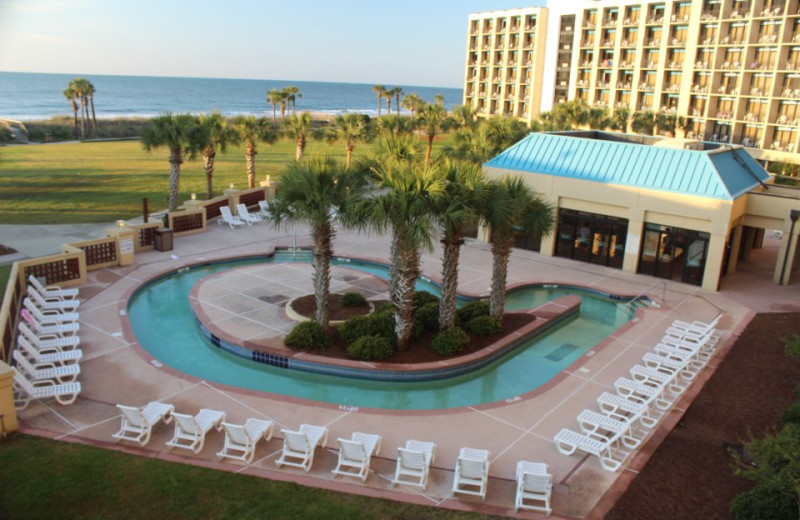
[0,71,464,121]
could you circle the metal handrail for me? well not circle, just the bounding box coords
[625,279,667,308]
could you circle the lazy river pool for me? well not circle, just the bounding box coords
[128,254,643,410]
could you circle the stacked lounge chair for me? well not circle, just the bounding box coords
[12,276,83,409]
[554,314,723,472]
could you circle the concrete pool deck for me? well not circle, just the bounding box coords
[11,221,800,519]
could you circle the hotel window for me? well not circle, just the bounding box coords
[698,23,718,44]
[701,0,720,19]
[624,5,640,25]
[749,73,773,96]
[648,4,665,24]
[638,223,709,286]
[673,2,691,21]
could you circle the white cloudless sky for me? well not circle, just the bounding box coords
[0,0,546,88]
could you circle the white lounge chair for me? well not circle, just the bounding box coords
[16,335,82,366]
[391,439,436,489]
[217,418,275,464]
[112,401,175,446]
[12,349,81,384]
[13,368,81,410]
[28,275,79,301]
[554,428,627,472]
[166,409,226,454]
[18,321,80,351]
[275,424,329,472]
[332,432,382,482]
[236,203,263,225]
[452,447,490,501]
[27,285,80,313]
[614,376,673,411]
[515,461,552,515]
[23,298,79,325]
[218,206,245,229]
[258,200,272,218]
[576,409,643,449]
[597,391,659,428]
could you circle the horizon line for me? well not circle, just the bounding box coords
[0,69,463,92]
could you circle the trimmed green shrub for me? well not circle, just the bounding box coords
[457,300,490,324]
[431,327,470,356]
[415,302,440,332]
[730,484,796,520]
[413,291,439,309]
[284,321,331,350]
[342,292,368,307]
[348,334,395,361]
[781,401,800,424]
[338,311,395,345]
[375,303,395,315]
[464,315,502,336]
[783,334,800,359]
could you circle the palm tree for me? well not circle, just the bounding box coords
[401,93,423,119]
[416,103,452,164]
[385,87,396,116]
[587,106,610,130]
[85,80,97,136]
[372,132,423,164]
[373,85,385,117]
[267,89,282,126]
[558,99,590,129]
[72,78,94,137]
[610,106,631,132]
[327,113,369,167]
[434,94,445,107]
[393,87,403,116]
[231,115,277,188]
[63,86,79,140]
[196,112,235,198]
[478,176,554,324]
[69,79,85,139]
[632,110,656,135]
[353,162,445,348]
[435,160,486,329]
[283,86,301,115]
[284,112,313,161]
[266,156,364,329]
[375,114,412,138]
[141,112,199,211]
[444,116,528,165]
[451,104,478,130]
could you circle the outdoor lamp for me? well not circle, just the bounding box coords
[116,220,125,227]
[779,208,800,285]
[191,193,196,200]
[229,183,235,189]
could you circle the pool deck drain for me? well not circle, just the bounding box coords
[13,222,790,519]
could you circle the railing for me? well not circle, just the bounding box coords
[625,280,667,309]
[19,252,85,286]
[64,237,118,270]
[0,263,22,363]
[169,208,206,236]
[128,222,160,252]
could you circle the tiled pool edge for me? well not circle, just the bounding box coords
[193,295,583,382]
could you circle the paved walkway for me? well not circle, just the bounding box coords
[8,221,800,518]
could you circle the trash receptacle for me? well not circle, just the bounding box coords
[154,228,173,252]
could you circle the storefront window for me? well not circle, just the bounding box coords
[638,223,709,285]
[555,209,628,268]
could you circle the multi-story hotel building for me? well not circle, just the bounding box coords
[464,0,800,163]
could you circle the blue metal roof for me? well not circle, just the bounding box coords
[484,132,771,200]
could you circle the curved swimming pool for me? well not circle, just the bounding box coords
[128,255,640,410]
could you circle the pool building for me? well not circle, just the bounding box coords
[481,130,800,290]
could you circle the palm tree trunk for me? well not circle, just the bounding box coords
[393,235,419,350]
[489,234,513,325]
[168,149,183,211]
[82,100,90,138]
[296,135,305,161]
[438,233,462,330]
[425,135,434,164]
[203,149,215,198]
[78,98,85,139]
[71,108,78,140]
[89,97,98,136]
[345,143,354,168]
[377,94,382,117]
[311,220,334,329]
[272,105,277,127]
[246,146,257,189]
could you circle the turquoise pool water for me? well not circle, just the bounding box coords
[128,255,639,410]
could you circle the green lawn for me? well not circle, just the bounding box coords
[0,136,454,225]
[0,434,498,520]
[0,264,11,296]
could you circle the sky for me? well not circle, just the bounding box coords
[0,0,546,88]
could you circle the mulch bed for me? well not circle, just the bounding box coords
[606,312,800,520]
[0,245,17,256]
[290,293,373,321]
[288,294,535,364]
